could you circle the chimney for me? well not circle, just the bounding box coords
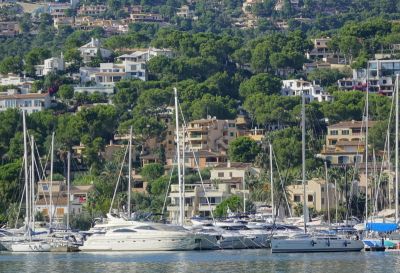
[227,160,231,168]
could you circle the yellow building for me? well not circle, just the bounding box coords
[287,178,335,212]
[319,120,376,165]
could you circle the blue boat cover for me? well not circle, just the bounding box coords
[366,223,398,232]
[363,240,376,247]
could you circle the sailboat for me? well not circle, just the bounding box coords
[271,92,364,253]
[6,111,52,252]
[360,73,400,251]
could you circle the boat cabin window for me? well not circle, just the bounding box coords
[113,229,136,233]
[135,226,156,230]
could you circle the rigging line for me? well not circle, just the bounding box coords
[271,144,292,218]
[40,138,52,181]
[161,154,176,219]
[178,102,215,222]
[14,158,25,229]
[373,88,395,213]
[345,95,368,220]
[34,140,46,180]
[109,144,129,214]
[33,150,48,208]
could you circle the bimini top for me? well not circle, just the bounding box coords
[366,223,398,232]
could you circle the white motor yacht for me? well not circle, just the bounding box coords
[80,222,209,251]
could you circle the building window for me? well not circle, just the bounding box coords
[294,195,301,202]
[321,198,324,205]
[321,187,324,192]
[308,195,313,202]
[200,197,220,205]
[342,130,349,135]
[185,197,193,206]
[330,130,338,135]
[218,172,224,178]
[229,132,235,137]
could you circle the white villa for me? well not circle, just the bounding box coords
[35,55,65,77]
[117,48,174,62]
[94,61,147,85]
[0,74,34,93]
[0,89,51,114]
[79,37,112,64]
[281,79,332,102]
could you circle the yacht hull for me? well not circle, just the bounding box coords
[241,234,270,248]
[80,233,199,251]
[9,241,51,252]
[271,238,364,253]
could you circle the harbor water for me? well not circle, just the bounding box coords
[0,249,399,273]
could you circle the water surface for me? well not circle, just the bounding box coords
[0,250,397,273]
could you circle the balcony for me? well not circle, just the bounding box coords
[321,146,336,153]
[198,204,217,212]
[167,205,179,211]
[205,162,219,167]
[188,134,208,141]
[187,126,209,132]
[190,144,207,150]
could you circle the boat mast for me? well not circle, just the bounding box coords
[270,143,274,218]
[388,131,391,210]
[243,175,246,214]
[31,136,35,233]
[301,92,307,233]
[174,87,184,226]
[127,126,132,217]
[49,131,55,226]
[365,70,369,224]
[395,74,399,223]
[22,111,30,238]
[324,160,331,228]
[67,150,71,230]
[182,124,185,218]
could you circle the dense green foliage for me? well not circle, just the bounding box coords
[0,1,399,224]
[228,137,261,163]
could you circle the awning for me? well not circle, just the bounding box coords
[366,223,398,232]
